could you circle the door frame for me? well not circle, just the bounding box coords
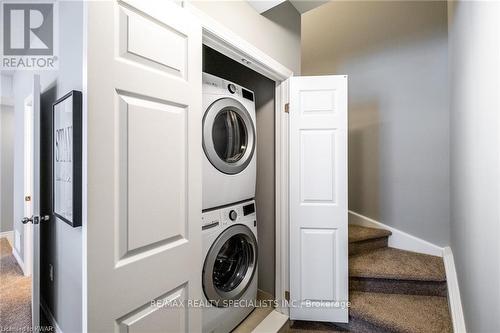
[22,94,34,277]
[185,2,294,316]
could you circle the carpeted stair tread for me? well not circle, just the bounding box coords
[349,291,452,333]
[350,247,446,282]
[348,225,392,243]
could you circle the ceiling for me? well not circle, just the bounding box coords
[247,0,328,14]
[289,0,328,14]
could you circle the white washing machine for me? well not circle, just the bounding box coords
[203,73,257,210]
[202,200,258,333]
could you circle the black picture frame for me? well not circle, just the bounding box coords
[52,90,82,227]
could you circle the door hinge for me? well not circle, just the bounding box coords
[284,290,290,301]
[25,196,31,202]
[284,103,289,113]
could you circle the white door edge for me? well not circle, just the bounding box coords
[23,94,34,278]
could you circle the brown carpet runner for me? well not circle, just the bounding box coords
[0,237,32,331]
[282,225,453,333]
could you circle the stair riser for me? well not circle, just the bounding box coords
[350,278,448,297]
[349,237,388,256]
[335,316,398,333]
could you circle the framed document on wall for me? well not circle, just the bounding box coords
[53,90,82,227]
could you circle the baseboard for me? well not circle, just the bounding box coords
[0,230,13,248]
[40,298,64,333]
[12,246,27,276]
[443,247,467,333]
[348,210,444,257]
[253,310,288,333]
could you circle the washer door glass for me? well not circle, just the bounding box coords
[203,225,257,306]
[203,98,255,175]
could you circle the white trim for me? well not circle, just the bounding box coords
[348,210,444,257]
[0,96,14,106]
[0,230,14,247]
[12,245,26,275]
[23,94,34,277]
[185,1,293,82]
[275,79,289,316]
[81,1,88,331]
[40,298,64,333]
[251,310,288,333]
[443,247,467,333]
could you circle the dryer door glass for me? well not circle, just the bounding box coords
[203,224,257,306]
[212,109,247,163]
[203,98,255,175]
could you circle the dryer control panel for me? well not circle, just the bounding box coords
[202,200,256,231]
[203,72,255,102]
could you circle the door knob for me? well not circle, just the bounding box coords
[21,217,33,224]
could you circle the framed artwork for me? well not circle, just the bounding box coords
[53,90,82,227]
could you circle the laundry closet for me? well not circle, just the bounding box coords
[201,45,277,332]
[84,1,349,330]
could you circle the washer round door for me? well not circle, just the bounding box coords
[203,224,258,306]
[203,98,255,175]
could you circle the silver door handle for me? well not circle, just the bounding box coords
[21,217,33,224]
[22,215,50,224]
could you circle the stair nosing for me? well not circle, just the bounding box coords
[349,271,447,282]
[348,226,392,244]
[349,235,390,244]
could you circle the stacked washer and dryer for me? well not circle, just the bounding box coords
[201,73,259,333]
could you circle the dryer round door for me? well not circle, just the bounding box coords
[203,98,255,175]
[203,224,258,306]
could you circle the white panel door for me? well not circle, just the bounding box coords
[289,76,348,322]
[86,0,202,331]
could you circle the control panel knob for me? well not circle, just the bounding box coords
[229,210,237,221]
[227,83,236,94]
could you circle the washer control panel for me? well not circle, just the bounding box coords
[202,200,256,231]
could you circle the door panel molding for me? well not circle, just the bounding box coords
[86,1,202,331]
[289,75,348,323]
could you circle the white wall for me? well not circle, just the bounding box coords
[448,1,500,331]
[191,0,301,74]
[302,1,450,246]
[12,2,83,332]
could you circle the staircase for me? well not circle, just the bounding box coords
[284,225,453,333]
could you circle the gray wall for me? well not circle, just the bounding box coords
[203,45,277,297]
[302,1,450,246]
[449,1,500,331]
[191,0,301,74]
[1,102,14,233]
[12,2,83,332]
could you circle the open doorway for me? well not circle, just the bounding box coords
[0,74,39,332]
[0,74,32,330]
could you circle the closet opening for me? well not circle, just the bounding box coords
[201,44,278,332]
